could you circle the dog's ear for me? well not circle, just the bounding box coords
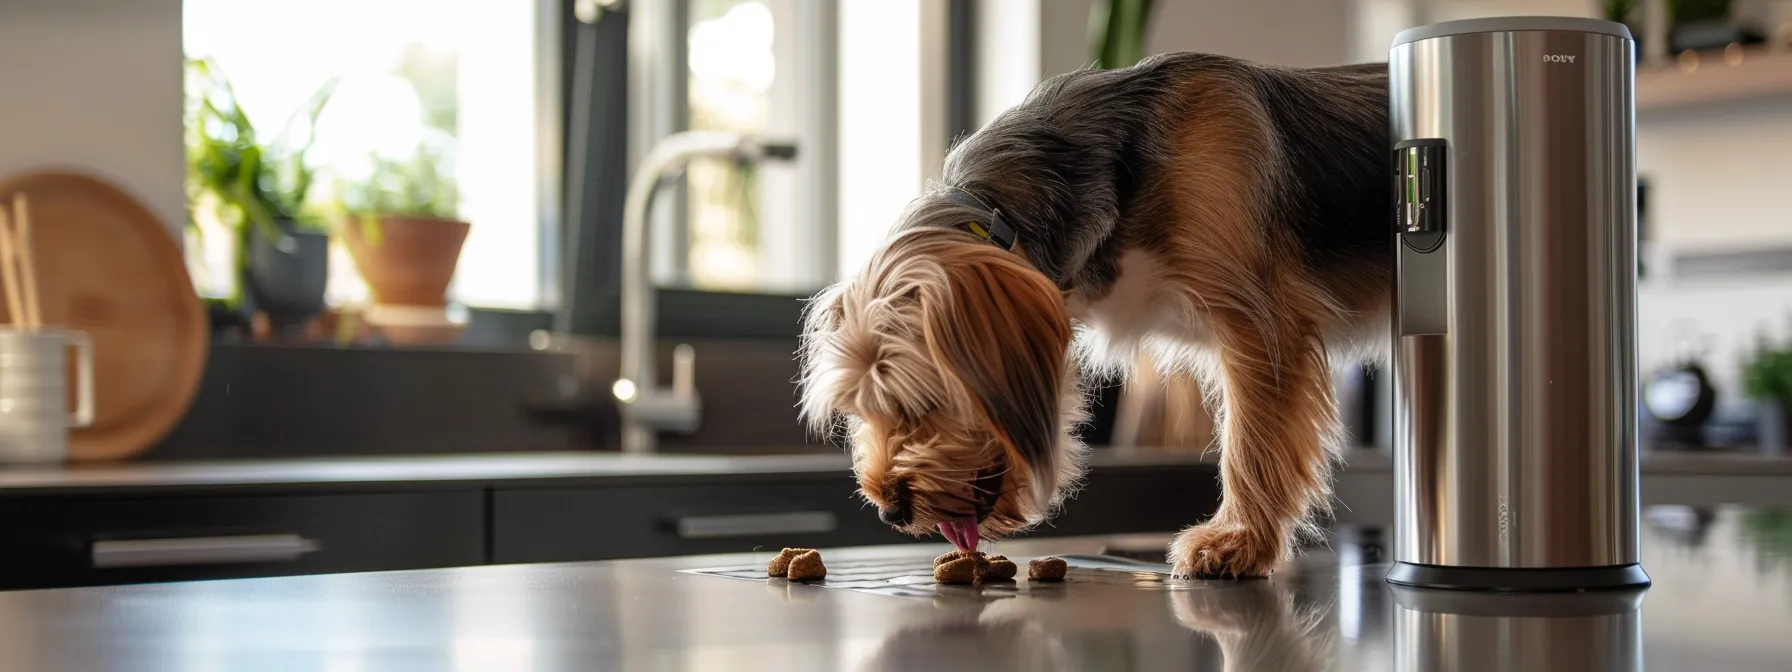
[918,239,1074,510]
[798,281,853,437]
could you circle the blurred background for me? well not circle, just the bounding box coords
[0,0,1787,588]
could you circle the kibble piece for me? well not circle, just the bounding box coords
[786,550,827,581]
[934,549,985,566]
[1029,557,1068,581]
[767,548,813,577]
[934,556,985,584]
[983,555,1018,581]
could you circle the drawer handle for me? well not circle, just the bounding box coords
[674,512,837,539]
[92,534,321,569]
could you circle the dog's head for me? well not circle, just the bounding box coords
[799,217,1088,548]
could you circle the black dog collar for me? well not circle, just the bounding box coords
[943,187,1018,251]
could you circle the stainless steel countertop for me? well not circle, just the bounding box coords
[0,446,1785,494]
[0,449,1220,493]
[1,504,1786,671]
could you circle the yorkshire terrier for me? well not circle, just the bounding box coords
[798,52,1390,579]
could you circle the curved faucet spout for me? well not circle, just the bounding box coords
[615,131,798,453]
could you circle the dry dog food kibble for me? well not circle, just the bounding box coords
[934,549,982,566]
[932,550,1025,584]
[983,555,1018,581]
[933,555,984,584]
[786,550,827,581]
[767,547,814,577]
[1029,557,1068,581]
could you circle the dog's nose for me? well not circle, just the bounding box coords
[878,505,912,526]
[878,480,914,526]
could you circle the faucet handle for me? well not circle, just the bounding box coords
[672,343,696,399]
[760,142,798,160]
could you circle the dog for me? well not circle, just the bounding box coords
[798,52,1390,579]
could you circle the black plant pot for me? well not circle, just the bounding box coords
[243,219,330,338]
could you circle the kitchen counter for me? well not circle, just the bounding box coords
[2,448,1788,593]
[1,504,1785,671]
[0,448,1216,496]
[2,445,1786,493]
[3,446,1782,516]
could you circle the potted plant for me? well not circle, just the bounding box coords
[1742,335,1792,454]
[337,142,470,309]
[186,58,339,338]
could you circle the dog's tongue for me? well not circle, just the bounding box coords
[939,518,979,551]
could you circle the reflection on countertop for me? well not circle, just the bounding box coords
[0,505,1786,670]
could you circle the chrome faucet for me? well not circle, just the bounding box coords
[610,131,797,453]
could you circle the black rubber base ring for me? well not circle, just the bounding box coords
[1390,583,1647,618]
[1386,561,1651,593]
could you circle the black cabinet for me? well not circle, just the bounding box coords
[0,455,1219,590]
[492,477,912,563]
[491,466,1218,564]
[0,490,485,591]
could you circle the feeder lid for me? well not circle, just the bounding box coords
[1393,16,1633,49]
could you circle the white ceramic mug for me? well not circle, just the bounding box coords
[0,328,94,464]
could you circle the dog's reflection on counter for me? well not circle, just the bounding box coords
[856,576,1335,672]
[853,561,1645,671]
[1167,582,1338,672]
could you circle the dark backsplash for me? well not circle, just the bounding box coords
[144,338,835,461]
[142,333,1134,462]
[147,345,585,460]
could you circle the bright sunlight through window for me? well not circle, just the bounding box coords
[183,0,554,310]
[685,0,778,292]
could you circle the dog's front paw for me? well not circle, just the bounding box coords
[1169,522,1282,580]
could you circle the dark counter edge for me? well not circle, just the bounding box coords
[4,446,1790,499]
[0,448,1224,499]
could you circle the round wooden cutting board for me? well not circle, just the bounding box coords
[0,171,208,461]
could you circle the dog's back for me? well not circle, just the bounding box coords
[1245,61,1392,277]
[941,53,1392,300]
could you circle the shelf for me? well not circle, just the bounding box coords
[1638,47,1792,111]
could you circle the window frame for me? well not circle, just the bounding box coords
[562,0,851,340]
[561,0,990,342]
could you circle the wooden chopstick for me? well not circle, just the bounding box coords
[0,197,22,328]
[12,194,40,328]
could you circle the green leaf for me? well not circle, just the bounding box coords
[1089,0,1156,70]
[337,142,460,221]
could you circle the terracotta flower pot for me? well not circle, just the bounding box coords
[342,214,471,307]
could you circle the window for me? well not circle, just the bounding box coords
[625,0,835,297]
[837,0,928,280]
[589,0,948,339]
[182,0,560,311]
[683,0,782,292]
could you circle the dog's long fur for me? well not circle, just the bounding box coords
[800,52,1391,578]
